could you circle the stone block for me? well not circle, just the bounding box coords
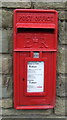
[0,29,2,53]
[57,45,67,73]
[0,29,8,53]
[65,22,67,44]
[2,98,13,108]
[34,0,66,1]
[65,98,67,116]
[65,1,67,10]
[33,2,65,10]
[58,11,66,20]
[0,1,2,8]
[2,75,13,98]
[0,9,2,28]
[59,21,67,44]
[0,28,13,53]
[1,54,13,74]
[54,97,65,116]
[0,55,2,74]
[2,108,53,116]
[1,0,30,1]
[2,9,13,28]
[56,74,67,97]
[65,8,67,20]
[2,2,31,8]
[0,99,2,108]
[0,74,2,99]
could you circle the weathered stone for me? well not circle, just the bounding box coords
[2,108,53,116]
[65,10,67,20]
[2,98,13,108]
[65,98,67,116]
[0,74,2,99]
[0,55,2,74]
[65,1,67,10]
[0,28,13,53]
[0,9,2,28]
[65,22,67,43]
[54,97,65,115]
[0,108,2,116]
[0,28,2,53]
[0,1,2,8]
[2,29,8,53]
[8,29,13,54]
[32,0,67,2]
[58,11,66,20]
[2,9,13,28]
[1,54,12,74]
[65,22,67,44]
[57,45,67,73]
[0,99,2,108]
[59,21,67,44]
[2,75,13,98]
[2,2,31,8]
[1,29,8,53]
[33,2,65,10]
[56,74,67,97]
[1,117,66,120]
[1,0,30,1]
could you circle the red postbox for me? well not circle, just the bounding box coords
[14,9,58,109]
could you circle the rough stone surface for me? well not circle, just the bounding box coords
[2,9,13,28]
[57,45,67,73]
[58,11,66,20]
[65,22,67,44]
[0,9,2,28]
[2,108,53,116]
[59,21,67,44]
[65,10,67,20]
[0,0,67,3]
[2,28,9,53]
[2,75,13,98]
[0,1,2,8]
[2,55,13,74]
[2,98,13,108]
[0,55,2,74]
[33,0,67,2]
[2,2,31,8]
[1,117,66,120]
[56,74,67,97]
[33,2,65,9]
[65,1,67,10]
[0,99,2,108]
[54,97,65,116]
[65,98,67,116]
[0,108,2,116]
[0,0,30,1]
[0,74,2,99]
[1,28,13,53]
[0,28,2,53]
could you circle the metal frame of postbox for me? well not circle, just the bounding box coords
[14,9,58,109]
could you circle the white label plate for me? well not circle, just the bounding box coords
[27,61,44,92]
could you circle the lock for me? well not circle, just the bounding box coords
[22,78,25,81]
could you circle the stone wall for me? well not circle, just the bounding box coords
[0,1,67,119]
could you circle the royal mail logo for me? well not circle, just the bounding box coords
[24,36,48,48]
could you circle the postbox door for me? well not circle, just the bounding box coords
[18,51,56,106]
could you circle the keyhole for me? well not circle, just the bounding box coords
[22,78,25,81]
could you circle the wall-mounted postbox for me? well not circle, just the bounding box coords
[14,9,58,109]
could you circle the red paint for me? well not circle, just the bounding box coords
[14,9,58,109]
